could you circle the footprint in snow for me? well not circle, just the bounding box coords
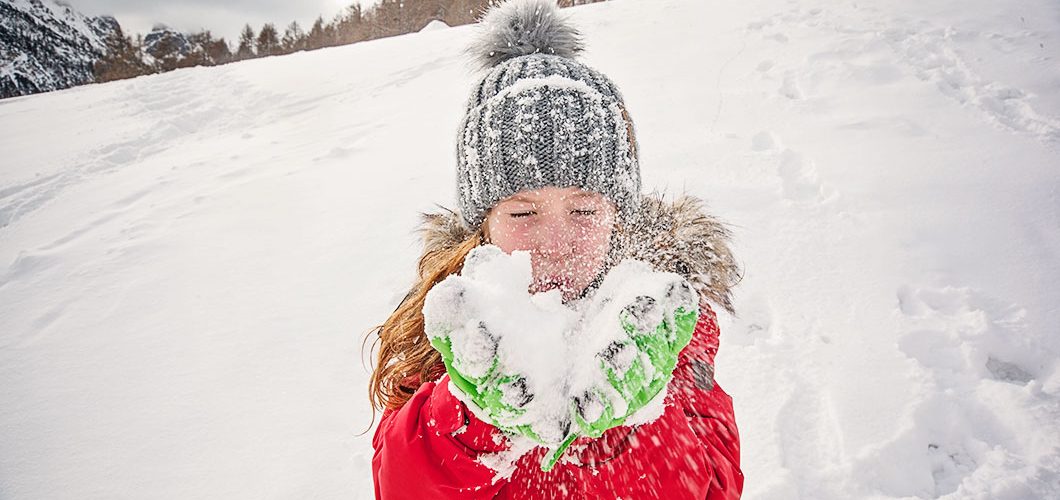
[747,133,837,205]
[896,285,1040,386]
[886,285,1060,497]
[882,25,1060,142]
[727,292,775,346]
[766,33,790,44]
[779,71,804,100]
[775,380,845,493]
[750,131,779,152]
[776,149,836,204]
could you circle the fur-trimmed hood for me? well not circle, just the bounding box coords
[417,193,741,315]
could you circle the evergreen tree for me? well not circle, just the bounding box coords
[281,21,306,53]
[256,23,280,57]
[206,37,232,64]
[334,4,367,45]
[183,30,231,66]
[307,16,328,49]
[236,24,256,59]
[439,0,492,28]
[370,0,403,38]
[184,30,214,67]
[93,23,151,82]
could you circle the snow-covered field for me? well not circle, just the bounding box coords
[2,0,1059,498]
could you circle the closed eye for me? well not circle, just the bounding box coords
[571,209,597,216]
[509,211,535,218]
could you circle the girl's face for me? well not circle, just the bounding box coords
[485,186,617,302]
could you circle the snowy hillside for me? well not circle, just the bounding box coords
[2,0,1059,498]
[0,0,118,98]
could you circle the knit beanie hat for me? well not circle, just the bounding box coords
[455,0,642,229]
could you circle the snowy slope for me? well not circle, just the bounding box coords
[1,0,1059,498]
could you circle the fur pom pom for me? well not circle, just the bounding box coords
[470,0,584,70]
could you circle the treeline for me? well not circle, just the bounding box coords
[94,0,607,83]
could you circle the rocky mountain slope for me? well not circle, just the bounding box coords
[0,0,117,98]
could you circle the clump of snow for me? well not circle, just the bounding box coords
[419,19,449,32]
[424,245,577,445]
[427,248,572,371]
[567,259,697,422]
[475,436,538,483]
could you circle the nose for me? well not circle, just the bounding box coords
[530,213,576,258]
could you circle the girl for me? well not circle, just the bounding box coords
[370,1,743,498]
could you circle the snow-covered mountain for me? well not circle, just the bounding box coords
[142,25,191,60]
[0,0,1058,498]
[0,0,117,98]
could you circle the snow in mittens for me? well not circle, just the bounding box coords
[422,245,695,453]
[423,245,579,445]
[566,258,699,425]
[2,0,1060,498]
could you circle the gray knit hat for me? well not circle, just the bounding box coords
[455,0,642,229]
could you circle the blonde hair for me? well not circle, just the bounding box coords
[367,222,486,412]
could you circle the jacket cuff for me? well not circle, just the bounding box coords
[427,375,510,454]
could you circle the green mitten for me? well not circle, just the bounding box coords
[572,278,699,438]
[423,246,578,447]
[539,276,698,472]
[427,320,539,434]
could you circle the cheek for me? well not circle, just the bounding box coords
[486,219,530,253]
[571,225,612,261]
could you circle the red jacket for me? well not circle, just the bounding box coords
[372,306,743,499]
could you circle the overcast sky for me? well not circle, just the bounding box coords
[68,0,382,43]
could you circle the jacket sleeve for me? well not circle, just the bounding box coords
[372,375,510,500]
[670,304,745,500]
